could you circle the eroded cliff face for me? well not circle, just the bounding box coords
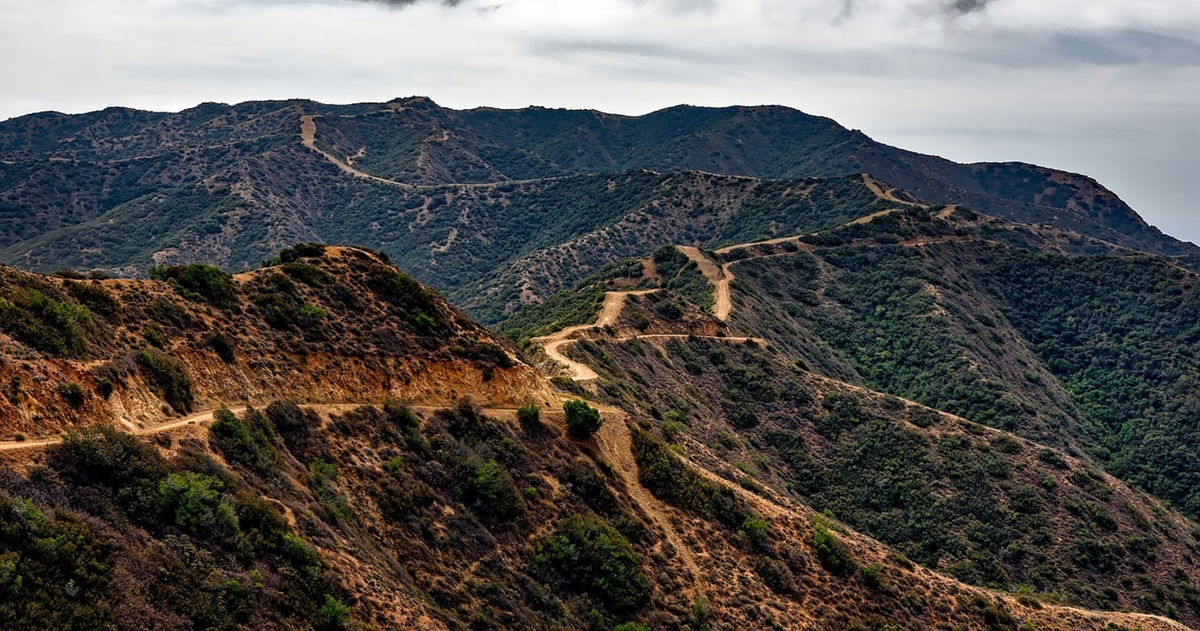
[0,245,553,437]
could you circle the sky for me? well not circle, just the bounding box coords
[1,0,1198,242]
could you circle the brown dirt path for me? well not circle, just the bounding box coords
[0,402,368,452]
[531,289,658,382]
[591,403,706,599]
[674,246,730,321]
[299,115,414,188]
[299,114,572,191]
[0,402,536,453]
[861,173,921,206]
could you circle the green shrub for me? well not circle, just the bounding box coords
[298,303,328,326]
[143,325,168,348]
[154,263,238,308]
[613,624,651,631]
[48,425,169,519]
[266,401,318,454]
[210,408,280,475]
[317,594,350,630]
[383,399,420,429]
[812,525,855,575]
[157,472,238,538]
[135,349,194,413]
[517,402,541,430]
[535,515,650,613]
[279,243,327,263]
[861,562,886,590]
[688,597,713,631]
[281,262,330,286]
[64,281,120,318]
[632,429,752,529]
[0,287,92,357]
[564,400,603,438]
[56,382,85,408]
[0,494,116,630]
[560,459,617,513]
[308,459,351,522]
[741,515,770,548]
[469,459,525,521]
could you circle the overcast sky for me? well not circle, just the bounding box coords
[1,0,1197,242]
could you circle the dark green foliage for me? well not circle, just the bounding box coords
[153,263,237,308]
[134,348,193,413]
[56,381,85,408]
[564,400,603,438]
[517,402,542,431]
[653,246,714,311]
[469,458,525,521]
[64,280,119,317]
[741,515,770,549]
[560,459,618,513]
[631,429,752,529]
[308,459,352,522]
[383,399,420,430]
[266,401,320,456]
[534,515,650,613]
[980,253,1200,517]
[34,411,346,629]
[142,324,168,348]
[50,425,169,516]
[367,268,440,323]
[156,472,239,538]
[281,261,330,287]
[2,184,243,275]
[318,594,350,630]
[279,243,327,263]
[0,495,117,631]
[209,408,281,475]
[811,524,855,575]
[0,284,91,356]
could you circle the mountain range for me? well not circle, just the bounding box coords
[2,98,1200,630]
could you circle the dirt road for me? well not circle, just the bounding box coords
[674,246,730,321]
[531,289,658,382]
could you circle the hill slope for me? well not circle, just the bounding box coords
[0,247,1192,630]
[0,97,1193,325]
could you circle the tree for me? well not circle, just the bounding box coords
[564,400,603,438]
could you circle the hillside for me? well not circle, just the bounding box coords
[0,244,550,437]
[0,97,1194,326]
[0,247,1192,630]
[501,208,1200,625]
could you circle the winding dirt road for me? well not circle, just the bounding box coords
[592,404,705,598]
[531,289,658,382]
[300,115,413,189]
[861,173,920,206]
[0,403,369,452]
[675,246,730,321]
[299,114,571,191]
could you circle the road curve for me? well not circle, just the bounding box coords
[531,289,659,382]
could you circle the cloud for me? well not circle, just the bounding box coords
[948,0,993,15]
[346,0,464,8]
